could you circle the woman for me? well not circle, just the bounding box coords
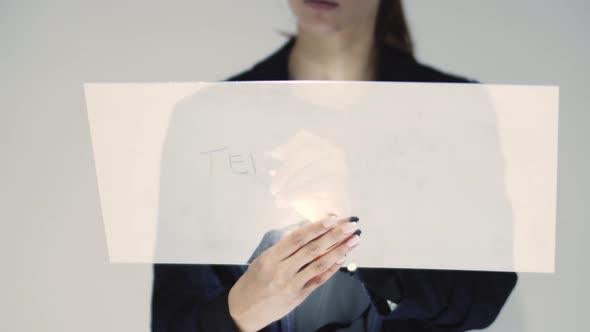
[152,0,517,331]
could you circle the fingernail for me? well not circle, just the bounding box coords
[336,256,346,264]
[346,234,361,247]
[341,222,358,234]
[321,215,338,228]
[353,229,362,237]
[350,216,359,222]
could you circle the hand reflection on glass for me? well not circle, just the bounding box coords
[266,129,351,222]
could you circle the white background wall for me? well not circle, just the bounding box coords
[2,0,588,330]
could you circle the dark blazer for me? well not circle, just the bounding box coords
[151,38,517,332]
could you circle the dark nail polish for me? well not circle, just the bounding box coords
[350,216,359,222]
[353,229,362,236]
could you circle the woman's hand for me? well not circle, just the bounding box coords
[228,215,361,332]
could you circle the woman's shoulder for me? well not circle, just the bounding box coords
[225,39,295,82]
[379,44,476,84]
[409,61,475,83]
[226,69,259,82]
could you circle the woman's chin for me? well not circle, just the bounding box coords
[298,21,343,36]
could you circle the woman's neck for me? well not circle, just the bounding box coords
[288,27,378,81]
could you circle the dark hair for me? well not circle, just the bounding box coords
[376,0,414,57]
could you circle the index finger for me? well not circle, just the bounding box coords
[268,214,340,261]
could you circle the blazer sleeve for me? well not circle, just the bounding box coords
[357,269,517,331]
[151,264,243,332]
[151,92,284,332]
[149,85,248,332]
